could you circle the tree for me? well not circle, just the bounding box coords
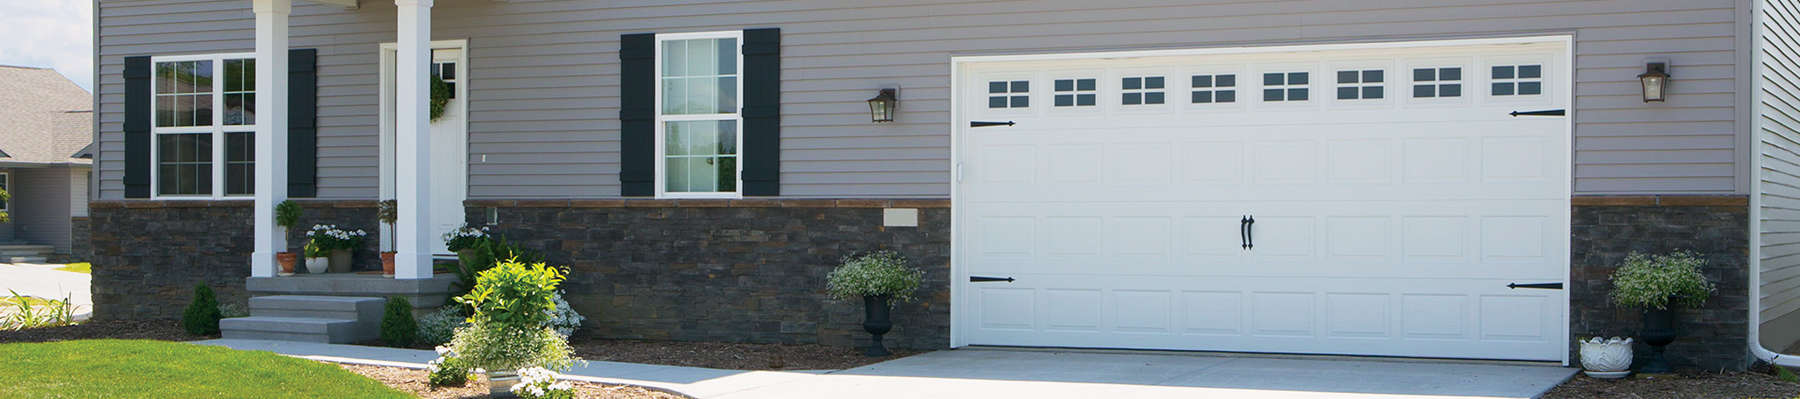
[0,186,10,223]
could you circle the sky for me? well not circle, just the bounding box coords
[0,0,93,92]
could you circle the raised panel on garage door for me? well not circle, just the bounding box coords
[955,38,1569,362]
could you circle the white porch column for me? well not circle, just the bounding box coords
[251,0,291,277]
[394,0,434,279]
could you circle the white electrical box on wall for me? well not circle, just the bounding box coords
[883,208,919,227]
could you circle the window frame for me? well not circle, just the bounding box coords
[0,171,9,212]
[149,52,256,200]
[653,31,745,199]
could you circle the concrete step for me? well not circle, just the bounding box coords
[220,316,363,344]
[249,295,384,321]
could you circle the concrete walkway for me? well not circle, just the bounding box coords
[196,339,1575,398]
[0,263,91,319]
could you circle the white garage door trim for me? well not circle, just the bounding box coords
[948,35,1573,365]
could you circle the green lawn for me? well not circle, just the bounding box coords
[0,340,410,399]
[54,263,89,274]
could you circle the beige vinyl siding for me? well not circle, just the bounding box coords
[98,0,1743,200]
[1760,0,1800,351]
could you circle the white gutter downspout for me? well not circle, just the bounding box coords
[1748,0,1800,368]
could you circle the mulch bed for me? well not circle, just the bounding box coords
[569,336,918,370]
[1543,366,1800,399]
[0,320,201,344]
[338,363,687,399]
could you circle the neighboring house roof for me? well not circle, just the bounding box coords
[0,65,92,166]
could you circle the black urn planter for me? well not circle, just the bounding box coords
[1638,307,1677,374]
[862,295,893,357]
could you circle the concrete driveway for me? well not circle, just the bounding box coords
[0,263,92,319]
[713,349,1578,399]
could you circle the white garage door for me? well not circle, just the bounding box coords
[954,38,1570,361]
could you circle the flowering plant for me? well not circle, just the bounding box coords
[304,224,367,251]
[427,346,472,387]
[510,367,575,399]
[1610,251,1716,310]
[826,250,924,303]
[443,224,491,252]
[547,292,586,337]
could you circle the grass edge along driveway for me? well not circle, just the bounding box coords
[0,339,409,399]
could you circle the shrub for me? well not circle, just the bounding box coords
[218,302,249,319]
[182,284,223,336]
[510,367,575,399]
[2,290,75,331]
[1610,251,1717,310]
[417,307,470,346]
[447,259,581,372]
[826,250,925,303]
[274,200,301,231]
[448,319,577,372]
[381,297,418,347]
[427,346,472,387]
[546,292,586,337]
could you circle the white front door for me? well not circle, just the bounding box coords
[381,42,467,257]
[955,38,1570,361]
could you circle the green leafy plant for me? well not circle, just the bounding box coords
[446,259,580,372]
[1610,251,1716,310]
[429,75,452,121]
[447,319,578,372]
[0,186,10,223]
[303,239,329,258]
[427,346,472,387]
[2,290,75,331]
[218,302,249,319]
[275,200,301,232]
[305,224,367,251]
[826,250,924,303]
[381,296,418,347]
[448,235,545,310]
[182,284,223,336]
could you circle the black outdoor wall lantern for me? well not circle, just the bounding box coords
[1638,61,1670,103]
[867,88,899,123]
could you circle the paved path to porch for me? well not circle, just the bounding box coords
[0,263,91,319]
[196,339,1575,398]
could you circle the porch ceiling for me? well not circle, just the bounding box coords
[302,0,358,9]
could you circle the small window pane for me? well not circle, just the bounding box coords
[1363,86,1383,99]
[1144,77,1163,89]
[1414,85,1436,98]
[1077,79,1095,91]
[988,96,1007,108]
[156,63,176,94]
[1363,70,1383,83]
[663,41,687,76]
[1010,95,1029,107]
[1010,81,1029,93]
[1216,75,1235,87]
[1337,86,1358,100]
[1440,84,1461,97]
[1192,75,1212,88]
[988,81,1007,93]
[716,38,737,75]
[1492,65,1514,79]
[1440,67,1461,81]
[1215,91,1235,103]
[1518,81,1542,95]
[1123,77,1141,90]
[1413,68,1435,82]
[1077,94,1095,106]
[1263,73,1284,86]
[662,78,687,114]
[1123,92,1141,105]
[1288,72,1308,85]
[1144,92,1163,104]
[1337,70,1359,84]
[1493,82,1514,96]
[1055,94,1073,106]
[1264,88,1284,101]
[1518,65,1541,79]
[441,62,457,79]
[1055,79,1073,91]
[1192,91,1212,103]
[1289,88,1308,101]
[156,96,174,127]
[225,132,254,195]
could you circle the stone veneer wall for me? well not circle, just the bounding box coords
[466,198,952,350]
[1569,196,1750,371]
[89,200,381,320]
[67,216,91,262]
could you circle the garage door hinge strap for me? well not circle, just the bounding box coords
[970,121,1016,127]
[1508,109,1565,117]
[970,276,1015,283]
[1507,282,1563,290]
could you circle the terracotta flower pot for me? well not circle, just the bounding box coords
[276,252,298,276]
[381,252,396,277]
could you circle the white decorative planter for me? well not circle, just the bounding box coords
[486,370,519,398]
[1579,337,1633,378]
[304,257,329,274]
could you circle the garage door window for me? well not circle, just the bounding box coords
[989,80,1030,108]
[1191,74,1236,103]
[1491,64,1542,96]
[1412,67,1462,98]
[1053,78,1097,107]
[1262,72,1309,101]
[1335,69,1384,100]
[1121,76,1164,105]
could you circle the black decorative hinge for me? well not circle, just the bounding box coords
[1509,109,1566,117]
[970,121,1016,127]
[1507,282,1564,290]
[970,276,1015,283]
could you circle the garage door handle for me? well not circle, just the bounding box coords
[1507,282,1563,290]
[1245,215,1254,250]
[970,276,1015,283]
[970,121,1016,127]
[1240,216,1250,249]
[1508,109,1565,117]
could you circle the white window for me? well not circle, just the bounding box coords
[1052,78,1096,107]
[1490,64,1542,96]
[656,31,743,198]
[1190,74,1236,104]
[1412,67,1463,98]
[1120,76,1164,105]
[151,53,256,199]
[1262,72,1309,102]
[988,80,1030,108]
[1335,69,1384,100]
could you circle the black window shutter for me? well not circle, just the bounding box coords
[289,48,318,197]
[619,33,656,197]
[123,56,152,198]
[741,28,781,196]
